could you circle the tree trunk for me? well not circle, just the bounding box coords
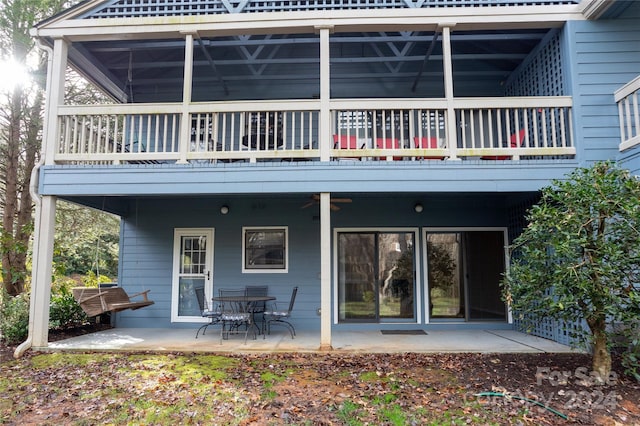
[1,75,41,297]
[0,0,67,297]
[0,20,47,295]
[589,317,612,382]
[1,86,24,296]
[14,91,41,287]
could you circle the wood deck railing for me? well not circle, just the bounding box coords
[54,97,575,164]
[615,75,640,151]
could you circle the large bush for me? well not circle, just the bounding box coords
[49,285,88,329]
[0,291,30,345]
[1,270,111,345]
[502,162,640,381]
[49,270,114,329]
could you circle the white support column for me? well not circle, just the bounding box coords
[15,37,66,356]
[29,196,57,349]
[317,26,333,162]
[319,192,332,350]
[178,32,195,164]
[44,38,68,166]
[441,24,458,160]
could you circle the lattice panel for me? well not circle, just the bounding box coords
[85,0,229,17]
[504,30,573,158]
[512,287,588,347]
[505,30,564,97]
[82,0,579,19]
[508,196,587,348]
[506,195,537,245]
[556,319,588,347]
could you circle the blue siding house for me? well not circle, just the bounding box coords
[23,0,640,351]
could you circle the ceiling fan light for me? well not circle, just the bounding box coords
[301,194,352,210]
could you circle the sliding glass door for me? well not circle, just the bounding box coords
[337,231,415,322]
[426,230,507,321]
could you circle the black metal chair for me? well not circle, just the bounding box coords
[194,287,221,339]
[263,286,298,339]
[218,288,253,344]
[246,285,269,334]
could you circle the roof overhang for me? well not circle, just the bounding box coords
[30,2,592,102]
[33,6,585,41]
[580,0,632,19]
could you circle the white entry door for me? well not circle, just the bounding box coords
[171,228,214,322]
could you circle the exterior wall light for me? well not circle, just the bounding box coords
[414,203,424,213]
[220,205,229,215]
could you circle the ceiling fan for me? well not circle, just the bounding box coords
[301,194,352,211]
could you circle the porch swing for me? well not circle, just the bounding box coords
[72,200,154,317]
[72,286,154,317]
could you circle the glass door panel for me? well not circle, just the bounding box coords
[338,234,376,321]
[378,233,415,320]
[427,233,464,318]
[337,231,415,322]
[465,231,507,321]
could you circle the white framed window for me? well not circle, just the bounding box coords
[242,226,288,273]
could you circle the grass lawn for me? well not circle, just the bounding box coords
[1,351,638,424]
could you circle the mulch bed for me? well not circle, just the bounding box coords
[0,323,113,364]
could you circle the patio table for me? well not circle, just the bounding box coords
[212,295,276,337]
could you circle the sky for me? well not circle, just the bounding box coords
[0,58,33,94]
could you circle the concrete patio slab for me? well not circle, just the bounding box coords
[44,328,581,354]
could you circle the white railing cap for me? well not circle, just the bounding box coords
[614,75,640,102]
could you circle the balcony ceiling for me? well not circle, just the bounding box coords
[72,28,552,102]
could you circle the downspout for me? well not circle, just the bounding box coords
[14,37,53,358]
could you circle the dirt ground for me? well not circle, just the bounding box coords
[1,327,639,425]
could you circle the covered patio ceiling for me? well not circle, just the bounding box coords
[71,27,555,102]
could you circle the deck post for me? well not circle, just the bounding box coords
[45,38,68,166]
[178,32,195,164]
[317,26,333,162]
[441,24,458,160]
[28,196,57,349]
[319,192,333,350]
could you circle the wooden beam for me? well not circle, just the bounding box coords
[412,29,440,92]
[195,35,229,95]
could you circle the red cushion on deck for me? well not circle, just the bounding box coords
[481,129,526,160]
[333,134,359,149]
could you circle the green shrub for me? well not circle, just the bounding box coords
[622,347,640,383]
[82,270,113,288]
[51,273,81,295]
[49,285,88,329]
[619,322,640,383]
[0,291,30,345]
